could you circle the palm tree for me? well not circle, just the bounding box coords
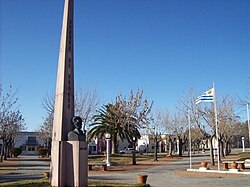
[88,90,153,155]
[88,103,127,154]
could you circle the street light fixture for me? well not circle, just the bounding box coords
[105,133,111,139]
[105,133,111,166]
[242,137,245,152]
[132,136,137,165]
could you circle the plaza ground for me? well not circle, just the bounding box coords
[0,149,250,187]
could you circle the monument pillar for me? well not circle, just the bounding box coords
[50,0,88,186]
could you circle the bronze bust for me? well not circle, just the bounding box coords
[68,116,86,141]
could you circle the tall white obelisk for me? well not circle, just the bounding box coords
[50,0,88,186]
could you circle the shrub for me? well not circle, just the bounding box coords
[37,147,48,157]
[10,147,22,157]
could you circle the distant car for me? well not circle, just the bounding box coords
[119,148,138,154]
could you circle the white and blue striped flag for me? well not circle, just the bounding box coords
[196,88,214,104]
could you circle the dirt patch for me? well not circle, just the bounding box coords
[0,157,20,167]
[89,156,180,174]
[0,157,20,174]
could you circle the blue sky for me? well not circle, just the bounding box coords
[1,0,250,131]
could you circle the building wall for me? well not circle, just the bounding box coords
[15,132,44,155]
[118,139,130,152]
[88,139,98,154]
[137,134,159,153]
[88,137,131,154]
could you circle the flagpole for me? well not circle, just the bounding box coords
[188,109,192,169]
[247,103,250,144]
[213,83,220,171]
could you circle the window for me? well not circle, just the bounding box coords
[89,146,96,152]
[28,137,36,143]
[28,146,35,152]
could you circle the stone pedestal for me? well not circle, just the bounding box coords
[199,167,208,171]
[229,169,239,173]
[50,141,88,187]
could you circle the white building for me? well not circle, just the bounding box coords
[88,139,98,154]
[15,132,44,155]
[137,134,150,152]
[88,137,130,154]
[137,134,172,153]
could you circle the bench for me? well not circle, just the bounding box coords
[88,163,107,171]
[222,161,245,170]
[244,159,250,168]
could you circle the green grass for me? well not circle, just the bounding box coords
[238,152,250,161]
[88,153,167,165]
[0,179,150,187]
[0,179,50,187]
[89,179,150,187]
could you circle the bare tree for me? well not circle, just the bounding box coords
[190,127,206,154]
[38,92,54,156]
[168,111,188,157]
[116,89,153,165]
[217,97,240,157]
[196,96,239,164]
[38,88,99,154]
[177,88,215,164]
[143,109,168,161]
[0,85,25,162]
[239,76,250,105]
[89,89,153,165]
[238,76,250,143]
[42,92,54,116]
[38,114,53,156]
[75,88,99,131]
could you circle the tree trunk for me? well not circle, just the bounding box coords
[197,142,200,153]
[112,135,117,154]
[6,146,10,159]
[217,139,221,161]
[223,145,226,157]
[178,139,183,157]
[154,141,158,161]
[209,137,215,166]
[4,144,8,160]
[132,141,136,165]
[168,142,173,156]
[221,141,225,158]
[0,143,4,162]
[192,146,195,154]
[225,141,230,156]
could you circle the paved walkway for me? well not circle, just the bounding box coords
[89,154,250,187]
[0,152,250,186]
[0,156,50,183]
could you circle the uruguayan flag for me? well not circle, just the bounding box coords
[196,88,214,104]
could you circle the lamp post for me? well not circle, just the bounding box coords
[132,136,137,165]
[105,133,111,166]
[242,137,245,152]
[176,139,180,155]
